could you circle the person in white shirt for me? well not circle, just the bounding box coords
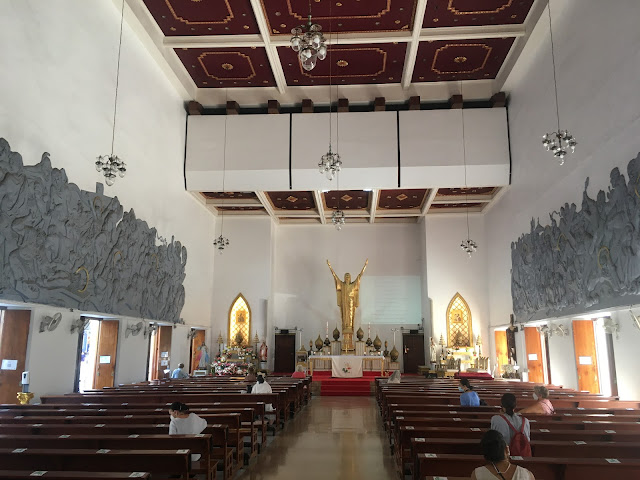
[251,374,274,412]
[168,402,207,461]
[171,363,189,379]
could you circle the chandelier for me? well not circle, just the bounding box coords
[96,0,126,186]
[459,86,477,258]
[542,131,576,165]
[213,234,229,253]
[319,147,341,180]
[460,238,478,257]
[214,91,231,254]
[290,1,327,71]
[541,1,576,164]
[331,209,345,230]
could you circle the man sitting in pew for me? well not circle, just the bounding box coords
[168,402,207,461]
[518,386,555,415]
[171,363,189,380]
[490,394,531,451]
[471,430,535,480]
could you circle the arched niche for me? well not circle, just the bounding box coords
[446,293,473,348]
[228,293,251,347]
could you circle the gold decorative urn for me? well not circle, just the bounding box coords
[356,327,364,341]
[315,335,324,351]
[332,326,340,341]
[17,392,34,405]
[373,334,382,351]
[390,345,399,362]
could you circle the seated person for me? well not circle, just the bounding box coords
[471,430,535,480]
[459,378,480,406]
[168,402,207,461]
[490,393,531,445]
[170,363,189,379]
[245,365,257,383]
[519,386,555,415]
[387,370,401,384]
[291,365,306,379]
[251,373,274,411]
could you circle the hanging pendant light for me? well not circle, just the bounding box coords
[290,0,327,71]
[459,85,477,257]
[541,1,576,165]
[214,91,231,253]
[95,0,127,186]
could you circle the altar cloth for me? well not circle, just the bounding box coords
[309,355,384,377]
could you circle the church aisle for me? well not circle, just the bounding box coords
[236,396,396,480]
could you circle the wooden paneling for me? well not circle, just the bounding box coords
[93,320,119,390]
[155,326,173,380]
[494,330,508,377]
[524,327,544,384]
[403,334,425,374]
[0,310,31,404]
[190,330,206,374]
[572,320,600,394]
[274,334,295,373]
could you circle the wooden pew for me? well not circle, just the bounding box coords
[0,448,191,480]
[0,472,150,480]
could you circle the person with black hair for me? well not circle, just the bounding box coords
[168,402,207,460]
[471,430,535,480]
[490,393,531,448]
[459,378,480,406]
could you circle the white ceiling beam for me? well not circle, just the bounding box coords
[255,191,280,225]
[369,190,380,224]
[313,190,327,224]
[419,24,526,42]
[480,186,509,215]
[270,31,412,47]
[401,0,428,89]
[249,0,287,95]
[165,34,264,49]
[421,188,438,215]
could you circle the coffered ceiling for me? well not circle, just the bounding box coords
[125,0,548,106]
[198,187,504,224]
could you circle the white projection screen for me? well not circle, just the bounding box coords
[358,276,422,324]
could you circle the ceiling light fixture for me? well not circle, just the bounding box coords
[213,90,231,253]
[290,0,327,71]
[459,84,477,257]
[95,0,127,186]
[541,1,576,165]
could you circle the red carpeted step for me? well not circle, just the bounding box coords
[318,377,373,396]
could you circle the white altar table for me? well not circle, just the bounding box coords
[308,355,385,377]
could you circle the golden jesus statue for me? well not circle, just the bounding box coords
[327,259,368,353]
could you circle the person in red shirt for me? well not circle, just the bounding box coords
[291,365,306,378]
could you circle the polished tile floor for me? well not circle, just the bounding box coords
[236,396,397,480]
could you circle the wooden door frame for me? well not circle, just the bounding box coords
[524,327,544,383]
[93,319,120,390]
[572,319,600,393]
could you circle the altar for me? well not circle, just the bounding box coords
[309,355,385,377]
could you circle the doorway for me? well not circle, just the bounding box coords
[148,325,172,380]
[524,327,544,383]
[572,319,600,393]
[0,309,31,404]
[402,333,425,374]
[274,334,295,373]
[75,318,120,392]
[494,330,508,377]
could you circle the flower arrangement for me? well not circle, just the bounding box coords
[212,361,250,376]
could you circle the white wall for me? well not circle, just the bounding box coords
[486,0,640,394]
[608,312,640,400]
[0,0,217,398]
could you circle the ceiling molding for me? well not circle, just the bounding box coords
[255,191,280,224]
[249,0,287,94]
[369,189,380,223]
[313,190,326,224]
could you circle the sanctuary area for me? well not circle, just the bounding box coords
[1,1,640,479]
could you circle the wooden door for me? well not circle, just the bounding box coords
[494,330,508,377]
[93,320,119,390]
[190,330,206,374]
[0,310,31,404]
[524,327,544,383]
[402,334,425,374]
[148,326,158,381]
[155,326,172,380]
[572,320,600,393]
[274,334,295,373]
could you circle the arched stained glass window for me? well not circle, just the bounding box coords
[446,293,473,348]
[228,293,251,346]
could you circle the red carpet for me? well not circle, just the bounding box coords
[313,371,380,396]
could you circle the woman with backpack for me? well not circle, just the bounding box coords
[471,430,535,480]
[490,393,531,457]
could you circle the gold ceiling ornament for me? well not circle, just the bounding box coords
[454,56,468,63]
[337,60,349,67]
[396,193,408,201]
[341,194,353,202]
[221,63,234,70]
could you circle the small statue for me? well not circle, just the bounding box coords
[429,337,436,363]
[259,341,268,362]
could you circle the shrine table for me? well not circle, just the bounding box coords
[309,355,385,377]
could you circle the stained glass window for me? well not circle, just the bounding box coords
[446,293,473,348]
[228,294,251,346]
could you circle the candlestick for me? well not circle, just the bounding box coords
[326,321,328,336]
[368,323,371,338]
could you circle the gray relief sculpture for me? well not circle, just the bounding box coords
[511,152,640,318]
[0,138,186,322]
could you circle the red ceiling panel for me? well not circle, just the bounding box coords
[423,0,535,28]
[175,48,275,87]
[142,0,260,36]
[261,0,417,35]
[217,206,266,211]
[267,191,316,210]
[202,192,258,199]
[379,189,428,209]
[279,43,406,86]
[430,202,485,209]
[412,38,514,82]
[437,187,497,196]
[324,190,369,210]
